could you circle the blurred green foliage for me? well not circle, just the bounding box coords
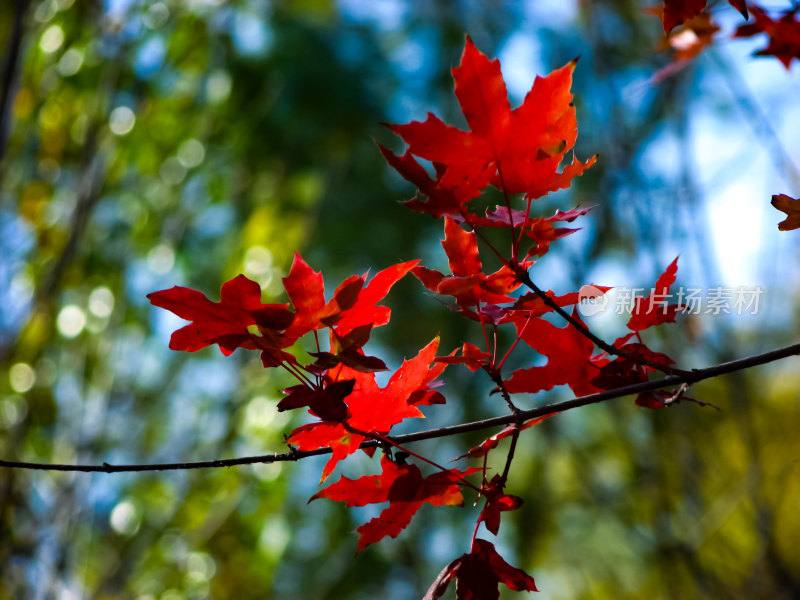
[1,0,799,599]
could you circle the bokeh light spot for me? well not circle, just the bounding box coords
[9,363,36,393]
[58,48,84,76]
[143,2,169,29]
[40,25,64,53]
[109,106,136,136]
[89,286,115,317]
[110,500,141,535]
[177,139,205,168]
[57,305,86,338]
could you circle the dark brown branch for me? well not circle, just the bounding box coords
[0,342,798,474]
[484,365,521,487]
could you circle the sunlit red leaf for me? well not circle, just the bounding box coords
[379,146,490,218]
[147,275,294,359]
[627,257,682,331]
[412,219,527,312]
[443,217,482,277]
[341,337,444,433]
[387,37,594,201]
[282,253,331,339]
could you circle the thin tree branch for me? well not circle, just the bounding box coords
[0,341,798,474]
[484,365,521,487]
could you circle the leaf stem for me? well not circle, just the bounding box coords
[495,162,519,262]
[497,313,532,370]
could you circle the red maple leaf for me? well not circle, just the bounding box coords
[335,337,444,433]
[147,275,294,363]
[771,194,800,230]
[626,257,683,331]
[309,325,388,373]
[505,285,612,322]
[735,6,800,69]
[311,455,478,551]
[278,379,355,422]
[386,37,595,204]
[424,538,537,600]
[286,338,448,480]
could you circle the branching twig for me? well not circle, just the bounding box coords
[1,342,797,474]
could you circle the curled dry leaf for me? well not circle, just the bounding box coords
[771,194,800,230]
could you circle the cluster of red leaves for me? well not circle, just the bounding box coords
[652,3,798,221]
[149,255,452,482]
[735,6,800,69]
[654,0,800,83]
[149,37,693,599]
